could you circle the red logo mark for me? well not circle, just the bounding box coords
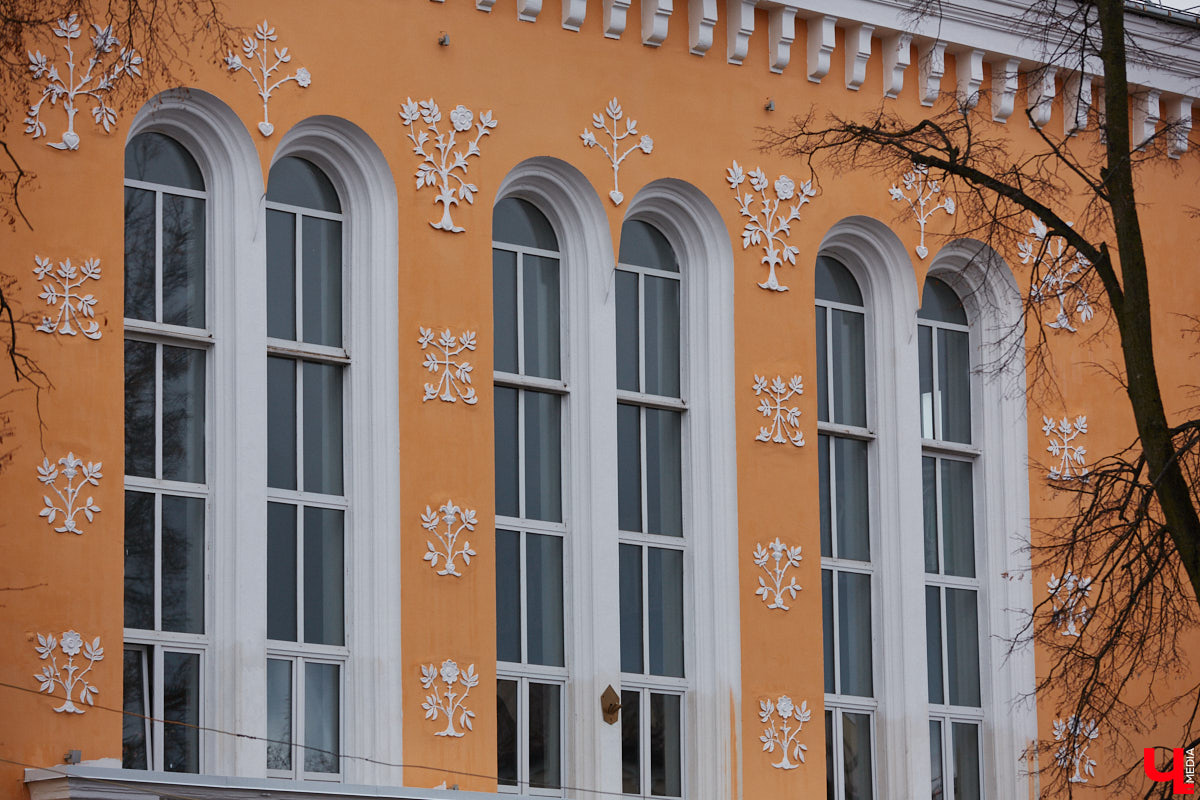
[1144,748,1195,794]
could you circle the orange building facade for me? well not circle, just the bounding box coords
[1,2,1198,799]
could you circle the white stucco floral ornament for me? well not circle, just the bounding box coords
[888,162,955,259]
[1043,414,1088,481]
[24,15,143,150]
[1047,570,1092,637]
[400,98,498,233]
[224,20,311,137]
[727,161,815,291]
[1053,715,1099,783]
[33,631,103,713]
[753,375,805,447]
[581,98,654,205]
[37,453,102,534]
[419,327,478,404]
[420,659,479,737]
[753,539,803,610]
[1020,214,1093,333]
[33,256,102,339]
[422,501,477,577]
[759,695,811,770]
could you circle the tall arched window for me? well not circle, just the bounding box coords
[918,277,982,800]
[616,219,685,800]
[264,156,347,779]
[123,131,209,774]
[493,197,567,794]
[815,255,876,800]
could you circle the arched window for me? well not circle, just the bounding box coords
[123,131,208,774]
[264,156,347,779]
[493,196,567,794]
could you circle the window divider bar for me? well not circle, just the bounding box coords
[494,372,568,394]
[817,421,875,441]
[616,390,686,411]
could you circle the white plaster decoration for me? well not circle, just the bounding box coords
[1027,65,1057,128]
[419,327,478,404]
[1047,570,1092,637]
[603,0,631,38]
[688,0,717,55]
[845,24,875,91]
[1053,716,1099,783]
[1062,72,1092,136]
[581,98,653,206]
[476,0,497,10]
[888,163,955,260]
[1042,415,1089,481]
[421,501,477,577]
[33,256,102,339]
[768,7,797,75]
[23,15,143,150]
[37,453,102,535]
[518,0,542,22]
[956,49,984,109]
[753,375,805,447]
[882,32,912,99]
[223,21,310,137]
[419,660,479,737]
[918,40,947,107]
[563,0,587,31]
[1019,215,1093,332]
[726,0,754,65]
[991,57,1021,122]
[727,161,815,292]
[758,696,811,769]
[1165,95,1193,159]
[33,631,103,714]
[753,539,803,610]
[400,98,498,233]
[1132,89,1161,149]
[806,15,836,83]
[642,0,672,46]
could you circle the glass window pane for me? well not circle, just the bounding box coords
[616,271,640,392]
[124,187,156,322]
[161,194,206,329]
[493,249,518,374]
[161,495,204,634]
[645,409,682,538]
[161,345,205,484]
[822,569,835,695]
[302,217,342,347]
[524,391,562,523]
[929,720,944,800]
[268,156,340,213]
[815,256,863,305]
[267,659,293,770]
[831,309,866,428]
[523,255,560,380]
[621,689,641,794]
[267,357,297,490]
[648,547,684,678]
[926,587,944,704]
[493,197,557,250]
[267,210,297,340]
[619,544,643,674]
[643,276,680,398]
[617,404,642,532]
[267,503,298,642]
[938,329,972,444]
[951,722,981,800]
[124,492,154,630]
[843,712,874,800]
[526,533,564,667]
[304,507,345,646]
[650,692,682,797]
[619,220,678,272]
[818,435,832,557]
[495,387,519,518]
[816,306,828,423]
[922,457,939,574]
[838,571,873,697]
[918,277,967,324]
[163,651,200,773]
[496,529,522,663]
[529,682,562,789]
[919,325,934,439]
[122,648,150,769]
[304,662,340,773]
[946,589,981,707]
[834,437,870,561]
[303,361,343,495]
[941,460,975,578]
[125,132,204,190]
[497,678,519,786]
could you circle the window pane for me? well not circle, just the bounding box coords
[945,588,981,707]
[526,533,564,667]
[304,662,340,773]
[843,712,874,800]
[834,437,869,561]
[650,692,682,798]
[523,255,560,380]
[497,679,519,786]
[524,391,562,523]
[619,544,643,674]
[122,648,150,770]
[616,271,640,392]
[267,503,298,642]
[952,722,981,800]
[268,157,340,212]
[941,460,975,578]
[929,720,944,800]
[926,586,944,704]
[163,651,200,773]
[831,309,866,428]
[529,682,562,789]
[124,340,155,479]
[304,507,345,646]
[648,547,684,678]
[822,569,835,694]
[617,404,642,532]
[825,710,836,800]
[819,435,832,558]
[126,132,204,190]
[815,256,863,305]
[493,249,518,374]
[495,387,519,518]
[919,277,967,324]
[922,457,938,574]
[161,345,205,484]
[161,194,205,329]
[643,276,680,398]
[838,571,872,697]
[267,210,296,340]
[938,329,971,444]
[124,491,154,631]
[493,197,556,250]
[267,659,293,770]
[621,689,641,794]
[496,530,522,663]
[124,187,155,322]
[161,495,204,634]
[816,306,828,423]
[919,325,934,439]
[267,357,297,490]
[303,361,343,495]
[619,220,678,272]
[645,409,682,538]
[302,217,342,347]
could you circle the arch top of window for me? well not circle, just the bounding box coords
[494,197,558,251]
[125,131,205,191]
[618,219,678,273]
[918,276,967,325]
[268,156,341,213]
[815,255,863,306]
